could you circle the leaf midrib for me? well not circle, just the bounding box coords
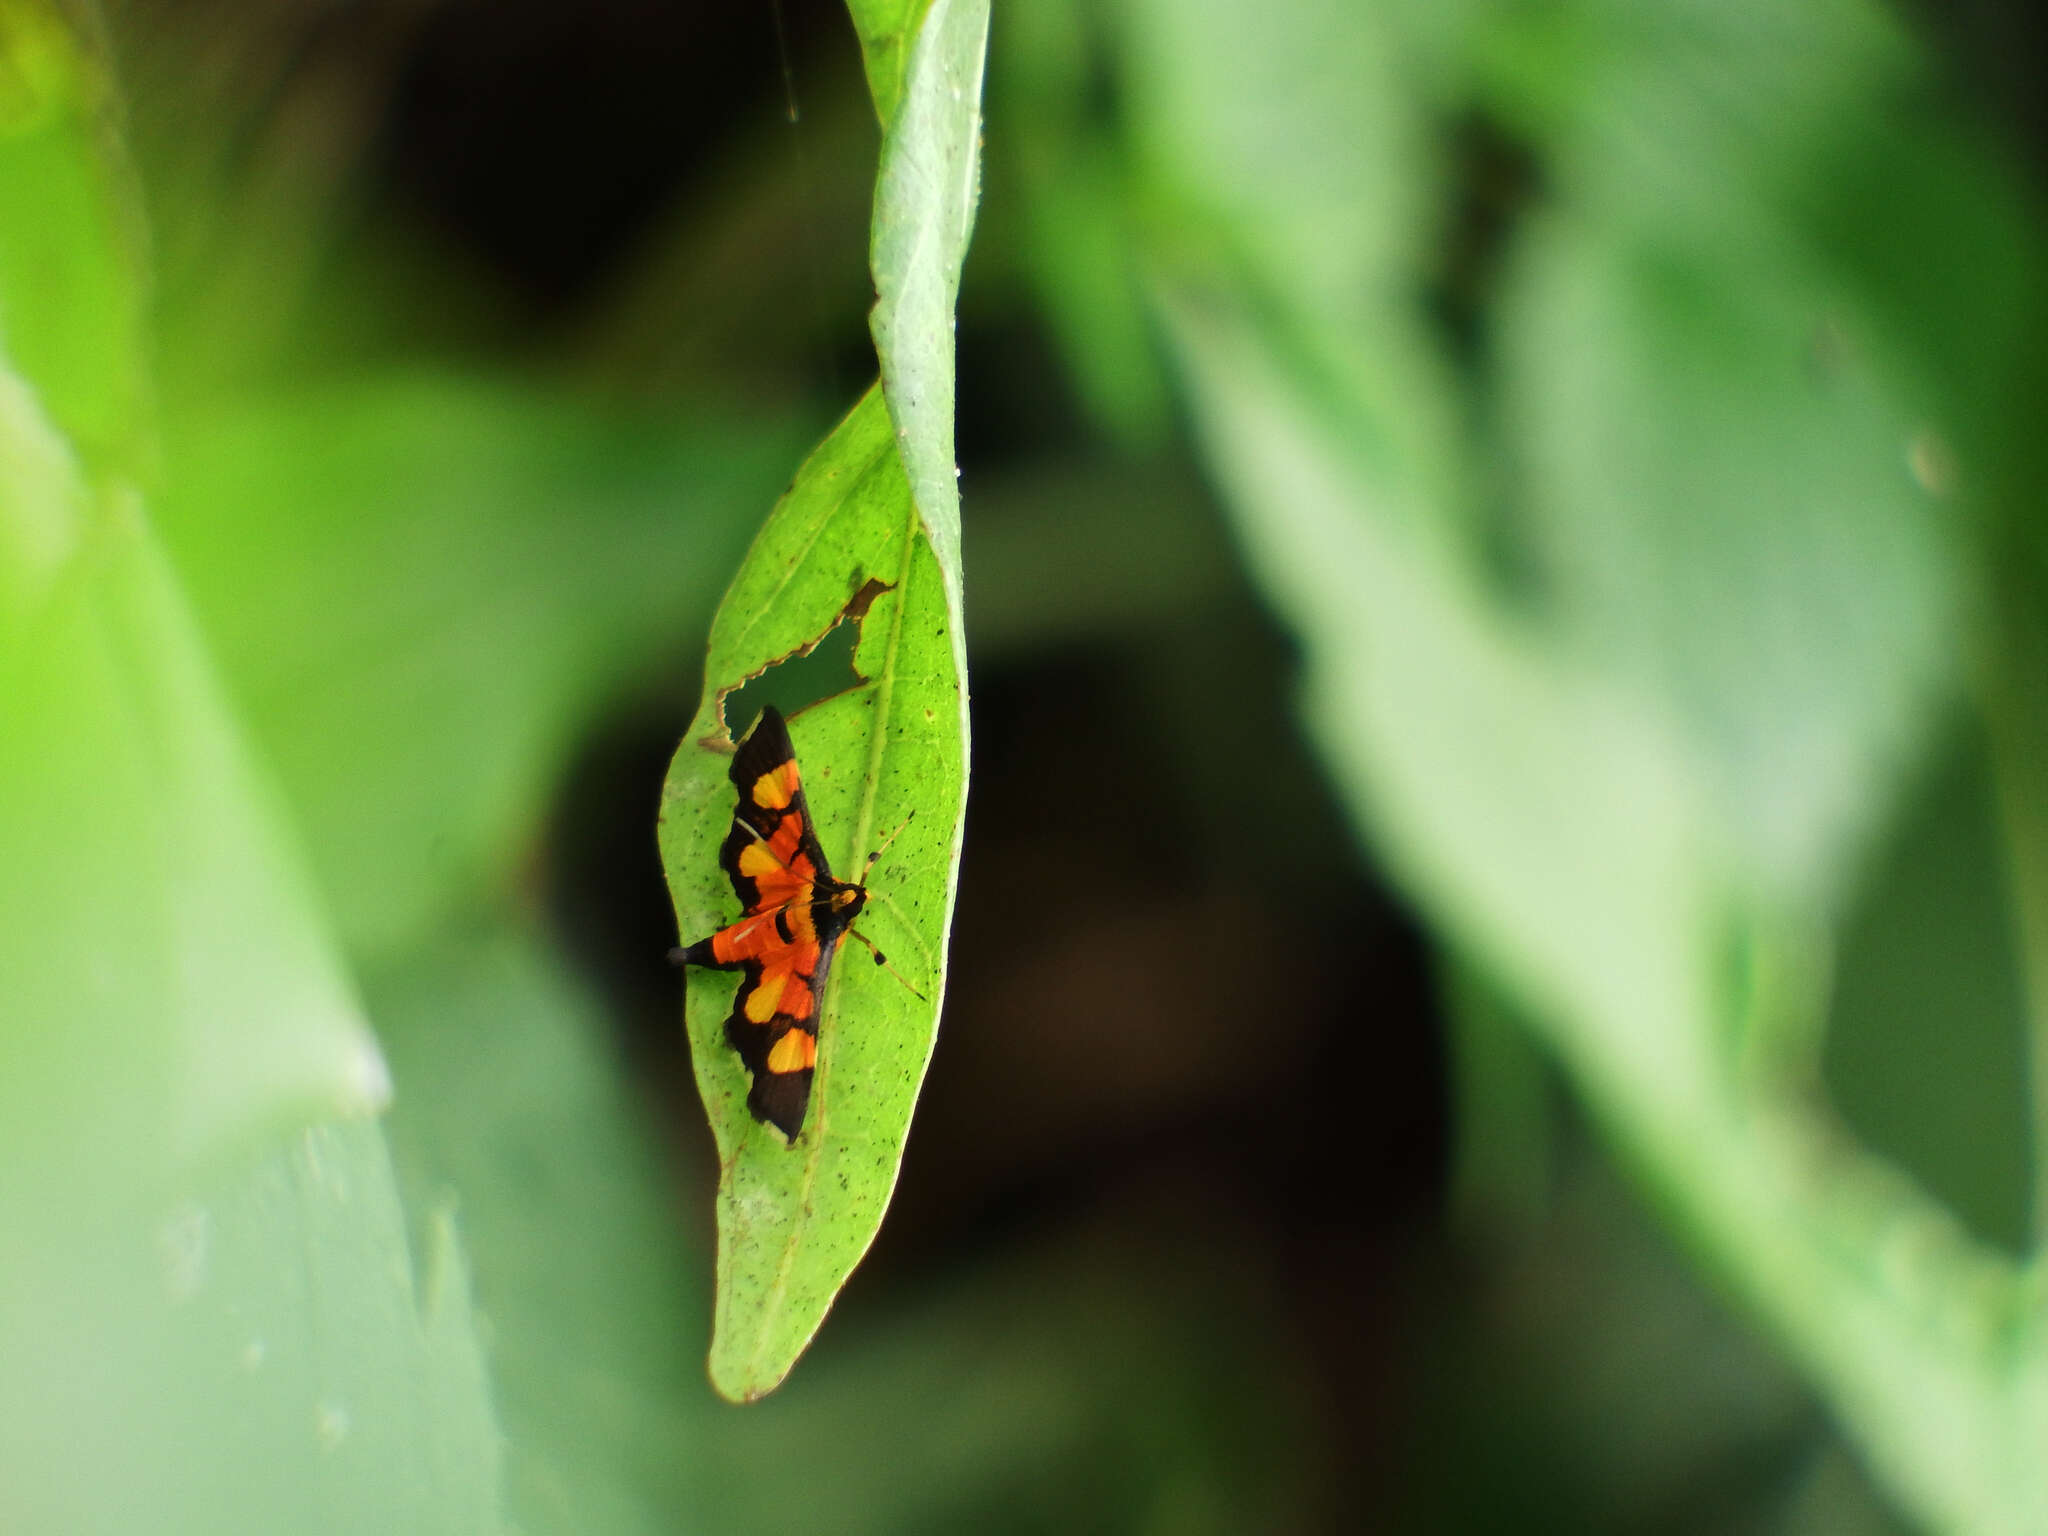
[742,482,922,1387]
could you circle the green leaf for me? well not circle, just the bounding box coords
[1117,0,1425,324]
[867,0,987,604]
[1110,0,1466,533]
[843,0,933,129]
[1498,213,1958,908]
[997,0,1175,448]
[0,0,149,472]
[0,356,85,621]
[1128,3,2048,1528]
[1480,0,1966,913]
[373,926,703,1536]
[658,0,982,1403]
[3,1115,504,1535]
[659,384,966,1401]
[1164,291,1713,1064]
[1160,281,2048,1536]
[0,395,387,1212]
[0,359,500,1530]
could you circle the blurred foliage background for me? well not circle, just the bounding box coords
[3,0,2047,1530]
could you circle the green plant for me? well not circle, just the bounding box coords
[1007,0,2048,1529]
[7,0,2047,1529]
[0,0,985,1524]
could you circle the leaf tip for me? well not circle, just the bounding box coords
[339,1031,395,1117]
[707,1339,793,1405]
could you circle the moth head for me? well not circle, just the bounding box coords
[832,885,867,919]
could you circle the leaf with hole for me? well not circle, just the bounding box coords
[659,385,965,1400]
[655,0,982,1403]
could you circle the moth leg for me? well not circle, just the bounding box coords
[844,927,926,1001]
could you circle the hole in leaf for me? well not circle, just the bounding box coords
[719,576,891,735]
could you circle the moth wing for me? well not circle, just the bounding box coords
[687,704,860,1139]
[723,914,841,1139]
[727,704,835,882]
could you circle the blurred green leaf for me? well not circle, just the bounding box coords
[0,350,83,619]
[1164,290,1712,1082]
[373,926,703,1536]
[1499,214,1958,907]
[994,0,1173,448]
[1114,0,1466,537]
[5,1117,504,1536]
[660,385,965,1401]
[1483,0,1978,912]
[1119,0,1426,323]
[1162,266,2047,1536]
[1126,1,2048,1529]
[0,395,386,1213]
[0,355,500,1530]
[156,374,805,962]
[0,0,148,472]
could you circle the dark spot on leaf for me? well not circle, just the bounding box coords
[844,573,892,622]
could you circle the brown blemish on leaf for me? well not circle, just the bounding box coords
[842,574,892,625]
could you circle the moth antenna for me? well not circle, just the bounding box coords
[666,946,687,966]
[863,809,916,876]
[846,926,926,1001]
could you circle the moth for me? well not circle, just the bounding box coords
[673,705,910,1139]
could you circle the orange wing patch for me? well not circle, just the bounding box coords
[675,705,869,1140]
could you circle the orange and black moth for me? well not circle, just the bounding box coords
[675,705,869,1140]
